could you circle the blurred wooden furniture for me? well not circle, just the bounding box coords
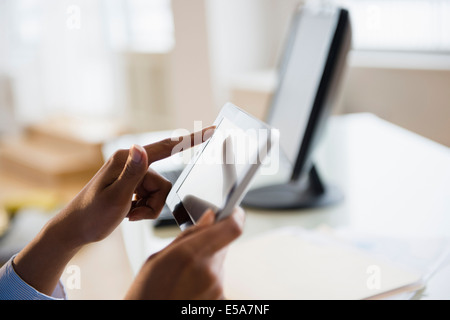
[0,117,121,187]
[0,117,133,299]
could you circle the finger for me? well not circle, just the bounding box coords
[187,208,245,256]
[143,126,215,164]
[127,205,159,221]
[134,168,171,200]
[127,187,169,220]
[128,169,173,221]
[197,209,216,227]
[111,144,148,200]
[169,209,215,245]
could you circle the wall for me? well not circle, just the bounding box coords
[339,65,450,147]
[169,0,216,130]
[206,0,301,110]
[167,0,302,129]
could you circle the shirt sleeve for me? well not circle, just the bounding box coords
[0,255,67,300]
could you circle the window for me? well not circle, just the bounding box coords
[0,0,175,124]
[338,0,450,52]
[104,0,175,52]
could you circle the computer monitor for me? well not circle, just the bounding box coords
[242,4,352,210]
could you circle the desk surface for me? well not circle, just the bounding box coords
[120,113,450,299]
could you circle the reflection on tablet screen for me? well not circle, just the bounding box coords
[177,117,259,222]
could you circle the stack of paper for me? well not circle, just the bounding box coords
[224,227,448,300]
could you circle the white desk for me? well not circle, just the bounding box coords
[118,113,450,299]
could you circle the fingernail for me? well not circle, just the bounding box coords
[130,145,143,164]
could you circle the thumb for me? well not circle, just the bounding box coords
[114,144,148,197]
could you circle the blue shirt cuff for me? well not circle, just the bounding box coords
[0,255,67,300]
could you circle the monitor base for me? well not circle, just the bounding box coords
[242,165,343,210]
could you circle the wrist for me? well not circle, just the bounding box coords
[48,207,90,250]
[12,212,84,296]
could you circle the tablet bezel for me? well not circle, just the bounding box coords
[166,103,276,230]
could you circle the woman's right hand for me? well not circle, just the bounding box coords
[125,207,245,300]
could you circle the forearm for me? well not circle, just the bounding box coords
[12,212,84,296]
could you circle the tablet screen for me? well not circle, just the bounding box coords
[177,116,260,222]
[167,103,276,229]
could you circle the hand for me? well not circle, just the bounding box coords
[58,126,216,246]
[12,127,215,296]
[125,207,245,300]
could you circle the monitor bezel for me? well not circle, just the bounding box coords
[265,6,351,182]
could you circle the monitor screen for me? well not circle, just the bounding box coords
[267,7,340,166]
[241,5,350,210]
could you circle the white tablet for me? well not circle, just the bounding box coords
[166,103,278,230]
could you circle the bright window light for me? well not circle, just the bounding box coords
[104,0,175,53]
[338,0,450,52]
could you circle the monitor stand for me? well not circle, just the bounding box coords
[242,165,343,210]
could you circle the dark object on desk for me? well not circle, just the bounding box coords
[154,169,182,227]
[153,205,177,227]
[242,4,351,210]
[243,165,342,210]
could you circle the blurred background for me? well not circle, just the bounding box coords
[0,0,449,299]
[0,0,449,136]
[1,0,450,216]
[1,0,449,186]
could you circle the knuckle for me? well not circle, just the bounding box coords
[172,136,189,152]
[164,178,173,191]
[110,149,128,164]
[180,250,197,268]
[160,138,175,150]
